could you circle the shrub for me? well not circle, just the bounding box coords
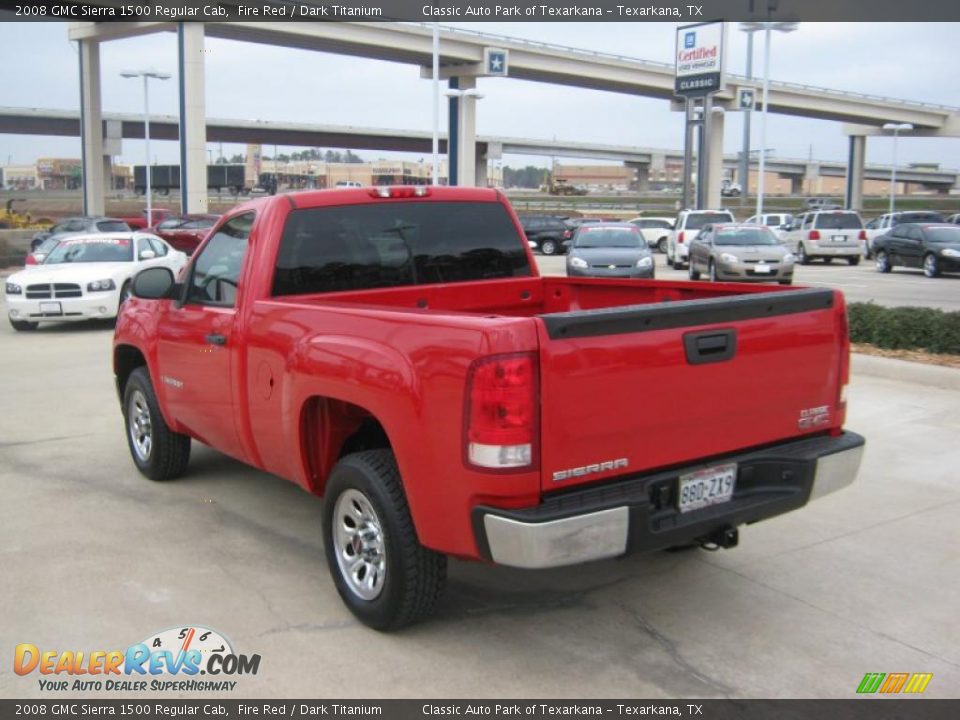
[847,302,960,355]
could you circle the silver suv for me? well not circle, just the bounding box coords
[666,209,735,269]
[784,210,864,265]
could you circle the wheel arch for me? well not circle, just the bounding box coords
[114,343,147,402]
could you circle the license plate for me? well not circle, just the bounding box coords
[753,264,771,274]
[678,463,737,513]
[832,235,847,243]
[39,302,62,315]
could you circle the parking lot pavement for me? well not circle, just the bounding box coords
[535,254,960,311]
[1,312,959,700]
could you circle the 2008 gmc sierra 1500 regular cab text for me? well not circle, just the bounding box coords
[113,186,864,630]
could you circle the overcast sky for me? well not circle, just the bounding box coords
[0,21,958,170]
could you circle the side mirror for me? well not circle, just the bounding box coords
[139,249,156,260]
[132,267,177,300]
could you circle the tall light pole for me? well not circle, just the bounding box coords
[882,122,913,213]
[738,27,758,201]
[121,70,170,226]
[740,21,797,218]
[431,23,440,185]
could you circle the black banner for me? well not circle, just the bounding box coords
[1,0,960,22]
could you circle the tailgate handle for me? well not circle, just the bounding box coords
[684,329,736,365]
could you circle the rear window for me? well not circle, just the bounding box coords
[96,221,130,232]
[272,201,530,296]
[895,212,944,225]
[574,227,646,248]
[685,212,734,230]
[814,213,862,230]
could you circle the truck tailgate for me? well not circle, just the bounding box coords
[535,288,845,492]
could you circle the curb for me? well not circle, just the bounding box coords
[852,352,960,391]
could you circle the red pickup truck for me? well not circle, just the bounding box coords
[114,186,864,630]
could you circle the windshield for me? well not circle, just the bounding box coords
[686,212,733,230]
[715,228,779,246]
[97,221,130,232]
[814,213,862,230]
[43,237,133,264]
[926,228,960,243]
[575,228,645,249]
[36,237,60,254]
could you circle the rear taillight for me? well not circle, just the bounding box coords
[809,230,821,241]
[835,298,850,431]
[858,230,867,241]
[25,255,37,266]
[563,230,572,239]
[464,352,538,471]
[678,231,685,244]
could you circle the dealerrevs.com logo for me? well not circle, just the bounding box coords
[14,626,261,692]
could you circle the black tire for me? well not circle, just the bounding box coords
[322,449,447,631]
[122,367,191,481]
[823,257,833,264]
[688,259,701,280]
[708,260,718,282]
[540,239,558,256]
[797,244,811,265]
[875,250,892,274]
[673,256,684,270]
[118,281,133,312]
[9,318,38,332]
[779,278,793,285]
[923,253,941,278]
[657,237,668,254]
[847,256,860,266]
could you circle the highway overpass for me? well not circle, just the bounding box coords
[61,19,960,214]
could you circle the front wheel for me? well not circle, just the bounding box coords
[923,253,941,278]
[322,450,447,630]
[875,250,892,273]
[123,367,191,481]
[540,239,557,256]
[847,256,860,266]
[657,237,668,254]
[708,260,718,282]
[688,260,701,280]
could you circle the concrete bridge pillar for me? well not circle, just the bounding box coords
[625,161,650,192]
[845,135,866,211]
[456,77,478,187]
[705,108,725,209]
[178,23,208,214]
[79,39,105,216]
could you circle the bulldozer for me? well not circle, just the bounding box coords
[0,199,53,230]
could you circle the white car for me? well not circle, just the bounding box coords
[745,213,794,241]
[5,232,187,331]
[627,216,675,253]
[781,210,865,266]
[666,209,735,269]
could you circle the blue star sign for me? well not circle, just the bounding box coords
[684,32,696,49]
[488,51,506,75]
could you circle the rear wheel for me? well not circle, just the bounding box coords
[779,278,793,286]
[688,259,701,281]
[540,239,558,256]
[847,256,860,266]
[797,244,811,265]
[657,237,668,254]
[923,253,941,278]
[708,260,718,282]
[875,251,892,273]
[123,367,191,481]
[9,318,38,332]
[823,257,833,264]
[322,449,447,630]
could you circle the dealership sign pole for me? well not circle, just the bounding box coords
[675,21,726,210]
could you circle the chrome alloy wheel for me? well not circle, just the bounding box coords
[128,389,153,462]
[332,489,387,601]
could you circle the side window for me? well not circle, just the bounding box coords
[158,218,182,230]
[66,220,87,232]
[905,226,923,241]
[148,238,169,257]
[186,213,254,307]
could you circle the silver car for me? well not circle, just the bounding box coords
[566,223,655,279]
[688,224,795,285]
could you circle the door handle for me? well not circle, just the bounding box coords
[683,329,737,365]
[205,333,227,346]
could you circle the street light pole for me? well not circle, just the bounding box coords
[121,70,170,226]
[883,122,913,214]
[740,21,798,219]
[432,23,440,185]
[739,30,755,201]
